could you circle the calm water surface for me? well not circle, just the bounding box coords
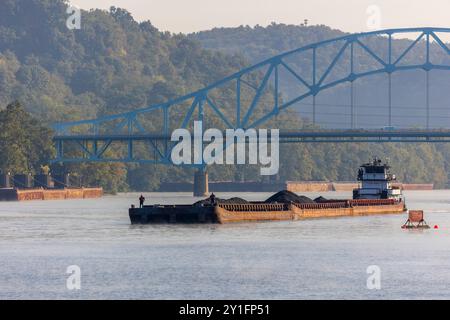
[0,191,449,299]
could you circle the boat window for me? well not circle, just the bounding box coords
[365,166,385,174]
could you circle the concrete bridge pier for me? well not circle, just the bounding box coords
[193,169,209,197]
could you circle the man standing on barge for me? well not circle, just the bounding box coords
[139,194,145,208]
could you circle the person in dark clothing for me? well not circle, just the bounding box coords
[139,194,145,208]
[209,193,217,206]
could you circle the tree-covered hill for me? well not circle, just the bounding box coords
[190,24,345,62]
[1,1,449,190]
[0,0,249,122]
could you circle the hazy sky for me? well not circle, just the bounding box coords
[69,0,450,34]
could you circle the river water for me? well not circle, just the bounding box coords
[0,190,449,300]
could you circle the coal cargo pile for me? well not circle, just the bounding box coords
[220,197,249,204]
[264,190,315,204]
[314,196,328,203]
[194,196,248,206]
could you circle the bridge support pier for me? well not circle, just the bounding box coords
[193,169,209,197]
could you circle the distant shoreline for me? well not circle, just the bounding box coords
[158,181,434,193]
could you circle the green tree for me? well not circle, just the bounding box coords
[0,101,55,174]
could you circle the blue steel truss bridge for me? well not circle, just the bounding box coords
[53,27,450,166]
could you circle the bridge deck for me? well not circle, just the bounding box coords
[54,129,450,143]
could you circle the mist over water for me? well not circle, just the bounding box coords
[0,191,449,299]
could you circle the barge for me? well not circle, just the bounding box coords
[130,199,405,224]
[0,187,103,201]
[129,158,407,224]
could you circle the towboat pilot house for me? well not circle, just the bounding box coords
[353,158,402,200]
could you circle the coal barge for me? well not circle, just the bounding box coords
[129,158,406,224]
[0,173,103,201]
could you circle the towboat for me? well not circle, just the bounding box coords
[129,158,406,224]
[353,157,403,200]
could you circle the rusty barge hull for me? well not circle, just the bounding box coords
[0,188,103,201]
[129,199,406,224]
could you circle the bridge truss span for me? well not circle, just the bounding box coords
[53,27,450,164]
